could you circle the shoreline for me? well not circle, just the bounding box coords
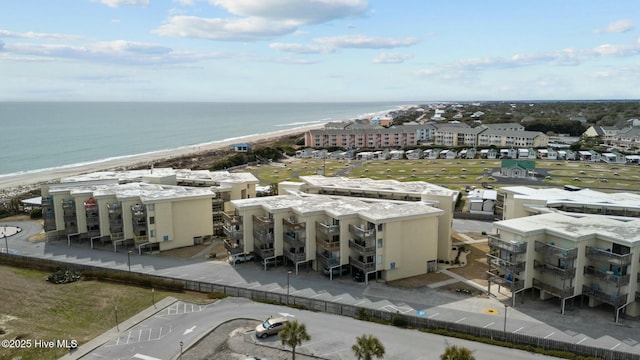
[0,123,323,198]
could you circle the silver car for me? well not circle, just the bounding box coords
[255,317,288,338]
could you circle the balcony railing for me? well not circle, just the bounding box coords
[349,256,376,272]
[533,260,576,280]
[253,230,274,244]
[222,212,241,225]
[284,248,306,263]
[254,247,274,259]
[582,285,627,307]
[487,254,526,273]
[316,221,340,236]
[283,217,305,231]
[534,241,578,260]
[223,239,244,254]
[253,214,274,225]
[284,231,306,246]
[349,224,375,240]
[349,239,376,256]
[583,266,631,286]
[222,225,243,240]
[585,246,632,266]
[317,251,339,266]
[488,235,527,254]
[532,278,574,298]
[486,271,525,291]
[316,238,340,251]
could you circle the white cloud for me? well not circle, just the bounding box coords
[209,0,368,24]
[594,19,634,34]
[0,29,84,41]
[98,0,150,8]
[372,52,412,64]
[153,16,300,41]
[269,43,333,54]
[173,0,194,5]
[314,35,418,49]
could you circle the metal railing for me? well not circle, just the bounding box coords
[488,235,527,254]
[222,225,243,240]
[487,254,525,273]
[252,230,274,244]
[532,278,574,298]
[283,217,305,231]
[316,221,339,236]
[284,248,306,262]
[349,256,376,272]
[316,238,340,252]
[223,239,244,254]
[348,224,375,240]
[585,246,632,266]
[583,266,631,286]
[582,285,627,307]
[534,241,578,260]
[486,271,525,291]
[533,260,576,280]
[348,239,376,256]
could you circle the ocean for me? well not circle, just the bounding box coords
[0,102,414,177]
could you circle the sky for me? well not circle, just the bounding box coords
[1,0,640,102]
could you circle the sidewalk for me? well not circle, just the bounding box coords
[59,297,178,360]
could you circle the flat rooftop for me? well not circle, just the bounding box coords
[231,193,443,222]
[500,186,640,210]
[300,175,459,198]
[494,213,640,245]
[50,181,216,202]
[61,168,259,184]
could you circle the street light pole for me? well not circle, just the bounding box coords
[503,304,508,333]
[127,250,132,272]
[3,235,7,254]
[152,288,156,308]
[287,270,292,305]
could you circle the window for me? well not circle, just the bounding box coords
[147,204,155,211]
[150,230,156,238]
[377,224,383,231]
[377,238,383,248]
[149,216,155,225]
[377,255,382,264]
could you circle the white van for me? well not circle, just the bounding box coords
[230,253,254,264]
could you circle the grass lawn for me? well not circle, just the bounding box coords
[249,158,640,193]
[0,265,208,360]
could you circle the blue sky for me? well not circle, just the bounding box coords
[1,0,639,102]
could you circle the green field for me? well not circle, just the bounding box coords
[246,158,640,193]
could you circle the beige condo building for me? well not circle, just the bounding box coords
[41,168,259,252]
[488,212,640,321]
[225,193,443,282]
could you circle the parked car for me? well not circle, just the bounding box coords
[323,265,349,277]
[352,269,366,282]
[230,253,254,264]
[255,317,289,338]
[261,256,284,267]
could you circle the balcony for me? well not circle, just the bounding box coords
[253,246,274,259]
[316,221,339,236]
[223,239,244,254]
[488,235,527,254]
[583,266,631,286]
[349,239,376,256]
[284,232,305,247]
[317,251,339,267]
[283,217,305,231]
[284,247,306,263]
[253,229,274,244]
[253,214,274,225]
[585,246,632,266]
[349,256,376,272]
[487,254,526,273]
[533,260,576,280]
[107,203,121,214]
[582,285,627,307]
[486,271,525,291]
[534,241,578,260]
[316,238,340,251]
[222,212,242,225]
[532,278,574,298]
[349,224,375,240]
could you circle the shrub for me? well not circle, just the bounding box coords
[206,292,227,300]
[391,314,407,328]
[30,208,42,219]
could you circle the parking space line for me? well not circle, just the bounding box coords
[427,313,440,319]
[290,289,304,294]
[611,343,620,350]
[482,322,494,328]
[354,300,366,306]
[248,283,261,289]
[512,327,524,333]
[333,296,343,301]
[544,332,555,339]
[311,292,326,298]
[231,281,244,286]
[455,317,466,323]
[576,337,588,344]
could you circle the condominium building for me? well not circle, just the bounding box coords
[488,213,640,320]
[280,175,458,261]
[41,168,259,252]
[226,193,443,281]
[495,186,640,220]
[477,130,548,148]
[305,127,420,149]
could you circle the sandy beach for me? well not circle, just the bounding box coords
[0,123,323,198]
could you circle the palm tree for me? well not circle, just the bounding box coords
[440,345,475,360]
[352,334,385,360]
[278,320,311,360]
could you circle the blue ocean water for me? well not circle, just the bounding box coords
[0,102,413,177]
